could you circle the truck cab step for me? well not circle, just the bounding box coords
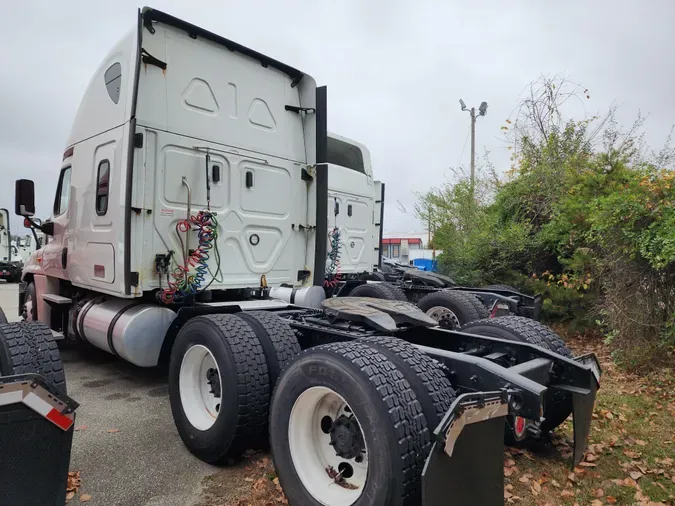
[41,294,72,305]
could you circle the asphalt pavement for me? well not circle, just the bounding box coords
[0,283,237,506]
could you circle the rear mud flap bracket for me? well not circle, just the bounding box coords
[422,391,508,506]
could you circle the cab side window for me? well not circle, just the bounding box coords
[96,160,110,215]
[54,167,72,216]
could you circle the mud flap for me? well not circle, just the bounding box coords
[572,353,600,467]
[422,391,508,506]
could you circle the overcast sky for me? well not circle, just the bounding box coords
[1,0,674,235]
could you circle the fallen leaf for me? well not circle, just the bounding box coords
[578,462,597,467]
[623,477,637,487]
[567,472,576,482]
[560,489,574,497]
[505,459,516,467]
[635,439,647,446]
[106,429,120,433]
[591,500,603,506]
[66,492,75,501]
[586,453,598,462]
[629,471,643,480]
[606,497,618,504]
[79,494,92,502]
[624,450,642,459]
[551,479,561,488]
[74,425,88,431]
[594,488,604,497]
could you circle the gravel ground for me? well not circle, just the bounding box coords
[0,283,240,506]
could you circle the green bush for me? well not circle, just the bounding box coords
[417,79,675,371]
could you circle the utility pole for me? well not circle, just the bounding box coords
[470,107,476,195]
[459,99,488,200]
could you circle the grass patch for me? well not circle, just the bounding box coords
[506,335,675,505]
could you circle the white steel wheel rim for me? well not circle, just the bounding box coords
[179,345,222,431]
[289,386,368,505]
[426,305,460,328]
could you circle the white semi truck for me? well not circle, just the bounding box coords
[7,8,600,505]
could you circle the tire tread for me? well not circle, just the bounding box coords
[0,321,66,393]
[359,336,456,427]
[201,314,270,456]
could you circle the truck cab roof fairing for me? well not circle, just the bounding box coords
[140,7,306,86]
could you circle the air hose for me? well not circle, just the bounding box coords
[324,227,342,288]
[160,210,222,304]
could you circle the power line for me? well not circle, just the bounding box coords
[456,128,471,168]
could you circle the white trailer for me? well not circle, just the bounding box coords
[8,8,600,506]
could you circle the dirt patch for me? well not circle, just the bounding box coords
[197,452,287,506]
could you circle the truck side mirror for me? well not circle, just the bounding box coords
[15,179,36,217]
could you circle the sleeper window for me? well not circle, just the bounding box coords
[96,160,110,215]
[104,62,122,104]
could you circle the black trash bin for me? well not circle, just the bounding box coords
[0,373,79,506]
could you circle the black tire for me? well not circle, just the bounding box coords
[270,341,430,506]
[0,321,66,393]
[235,311,301,390]
[416,290,482,328]
[380,263,395,274]
[455,291,489,320]
[0,307,7,324]
[168,314,269,463]
[482,284,519,293]
[365,271,387,281]
[380,283,408,301]
[23,282,38,321]
[359,336,455,430]
[460,316,573,432]
[348,283,396,300]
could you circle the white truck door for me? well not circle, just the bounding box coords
[40,165,72,281]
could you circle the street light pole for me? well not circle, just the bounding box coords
[470,107,476,196]
[459,99,488,200]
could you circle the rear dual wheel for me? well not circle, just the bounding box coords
[271,340,455,506]
[460,316,573,435]
[416,290,488,329]
[169,312,301,462]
